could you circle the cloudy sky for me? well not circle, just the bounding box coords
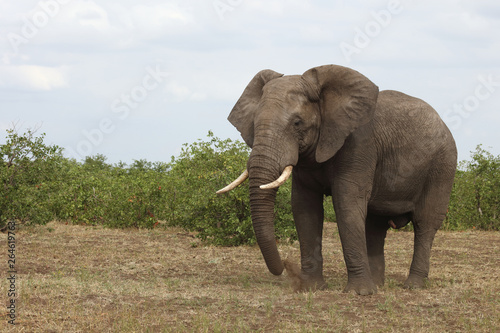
[1,0,499,164]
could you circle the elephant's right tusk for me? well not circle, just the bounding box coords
[260,166,293,190]
[216,170,249,194]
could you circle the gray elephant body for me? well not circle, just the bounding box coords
[223,65,457,295]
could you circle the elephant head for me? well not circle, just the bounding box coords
[218,65,379,275]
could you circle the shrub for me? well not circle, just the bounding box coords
[446,145,500,230]
[3,126,497,243]
[0,128,63,227]
[166,131,297,246]
[56,155,170,229]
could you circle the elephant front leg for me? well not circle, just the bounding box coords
[365,215,389,286]
[291,182,327,291]
[333,190,377,295]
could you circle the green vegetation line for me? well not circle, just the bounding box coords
[1,129,498,245]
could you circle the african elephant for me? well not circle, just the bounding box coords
[217,65,457,295]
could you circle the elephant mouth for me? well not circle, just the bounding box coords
[216,165,293,194]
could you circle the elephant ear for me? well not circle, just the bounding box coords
[228,69,284,147]
[302,65,379,163]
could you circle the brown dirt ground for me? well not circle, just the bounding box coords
[1,221,499,332]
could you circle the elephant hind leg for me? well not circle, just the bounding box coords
[365,214,389,286]
[405,178,453,289]
[404,226,438,289]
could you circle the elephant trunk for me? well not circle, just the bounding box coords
[248,167,284,275]
[247,142,295,276]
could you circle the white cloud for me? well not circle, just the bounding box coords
[0,65,68,91]
[165,81,208,102]
[71,1,110,30]
[0,0,498,162]
[0,1,198,52]
[166,81,191,101]
[244,0,321,16]
[131,3,193,28]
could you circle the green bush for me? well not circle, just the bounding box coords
[2,127,498,245]
[445,145,500,231]
[167,131,297,246]
[0,129,63,227]
[55,155,170,229]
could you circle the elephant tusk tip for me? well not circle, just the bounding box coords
[216,170,249,194]
[259,166,293,190]
[216,187,229,195]
[216,187,227,195]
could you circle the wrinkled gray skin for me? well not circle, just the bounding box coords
[227,65,457,295]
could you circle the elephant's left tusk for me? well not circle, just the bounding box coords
[216,170,249,194]
[260,166,293,190]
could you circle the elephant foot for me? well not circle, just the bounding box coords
[343,278,377,296]
[371,275,385,287]
[297,278,327,292]
[368,262,385,287]
[283,259,327,292]
[404,275,429,289]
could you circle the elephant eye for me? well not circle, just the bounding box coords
[293,119,302,127]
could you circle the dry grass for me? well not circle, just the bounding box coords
[1,221,498,332]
